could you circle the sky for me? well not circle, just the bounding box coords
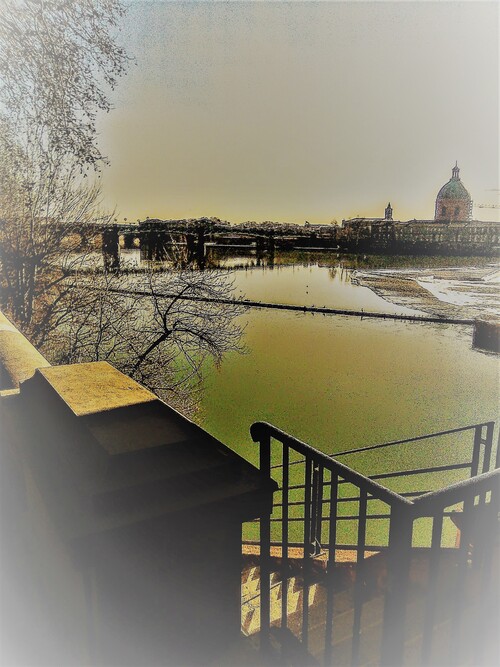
[97,1,500,224]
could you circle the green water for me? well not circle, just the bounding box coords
[200,265,498,463]
[198,263,499,545]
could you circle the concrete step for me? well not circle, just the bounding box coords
[238,549,499,666]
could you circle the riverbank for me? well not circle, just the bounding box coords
[352,264,500,320]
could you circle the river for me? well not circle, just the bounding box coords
[115,250,499,544]
[116,247,499,480]
[194,260,498,482]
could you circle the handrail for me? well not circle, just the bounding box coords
[252,420,498,514]
[250,421,412,508]
[250,420,499,667]
[270,420,494,470]
[330,421,495,457]
[253,421,499,514]
[412,467,500,516]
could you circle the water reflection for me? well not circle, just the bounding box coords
[229,264,421,316]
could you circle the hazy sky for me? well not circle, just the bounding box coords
[97,1,499,223]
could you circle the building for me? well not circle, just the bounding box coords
[339,164,497,254]
[434,162,473,222]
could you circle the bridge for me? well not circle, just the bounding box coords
[80,216,500,274]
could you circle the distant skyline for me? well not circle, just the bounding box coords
[97,1,499,223]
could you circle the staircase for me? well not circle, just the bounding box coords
[241,421,500,666]
[225,545,499,667]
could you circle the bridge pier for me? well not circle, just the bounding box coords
[473,315,500,353]
[122,233,136,250]
[102,226,120,272]
[141,229,168,262]
[196,226,206,269]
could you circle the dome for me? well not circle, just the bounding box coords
[434,163,472,221]
[436,178,471,201]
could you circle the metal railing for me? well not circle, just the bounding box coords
[248,421,499,666]
[408,467,500,667]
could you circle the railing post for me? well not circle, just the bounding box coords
[259,430,272,655]
[302,457,313,649]
[421,513,445,666]
[324,472,339,666]
[474,422,495,510]
[380,503,413,667]
[481,422,494,473]
[311,463,324,556]
[471,424,483,478]
[280,443,289,659]
[352,487,368,667]
[475,482,500,665]
[495,427,500,469]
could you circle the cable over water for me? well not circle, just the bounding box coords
[94,286,474,325]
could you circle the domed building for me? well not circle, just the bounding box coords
[434,163,473,222]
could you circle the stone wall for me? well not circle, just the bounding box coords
[0,313,276,665]
[434,197,471,222]
[0,311,50,390]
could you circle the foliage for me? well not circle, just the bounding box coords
[0,0,128,168]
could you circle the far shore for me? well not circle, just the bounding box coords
[352,264,499,320]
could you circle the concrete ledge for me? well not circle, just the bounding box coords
[37,362,156,416]
[0,311,50,389]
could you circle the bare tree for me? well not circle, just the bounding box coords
[44,268,246,416]
[126,271,246,404]
[0,1,246,417]
[0,0,127,338]
[0,123,111,340]
[0,0,128,169]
